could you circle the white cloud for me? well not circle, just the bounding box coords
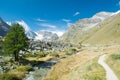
[39,23,56,29]
[62,19,71,23]
[119,1,120,6]
[6,20,31,32]
[117,1,120,7]
[36,18,46,22]
[73,12,80,16]
[6,22,12,26]
[16,20,31,32]
[62,19,73,27]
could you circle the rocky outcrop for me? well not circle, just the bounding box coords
[28,40,72,53]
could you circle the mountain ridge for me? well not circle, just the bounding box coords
[0,17,10,37]
[60,10,120,44]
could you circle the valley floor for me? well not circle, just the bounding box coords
[44,45,120,80]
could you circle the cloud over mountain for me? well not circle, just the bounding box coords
[73,12,80,16]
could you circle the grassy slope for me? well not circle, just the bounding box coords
[83,13,120,44]
[61,13,120,45]
[44,47,106,80]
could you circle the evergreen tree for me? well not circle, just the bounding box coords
[3,23,29,61]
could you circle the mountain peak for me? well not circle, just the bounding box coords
[92,11,113,20]
[0,17,10,36]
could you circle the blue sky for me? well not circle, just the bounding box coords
[0,0,120,33]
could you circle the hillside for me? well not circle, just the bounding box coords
[60,11,113,44]
[83,12,120,45]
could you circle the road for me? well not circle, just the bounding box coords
[98,55,119,80]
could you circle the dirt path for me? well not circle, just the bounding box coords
[98,55,119,80]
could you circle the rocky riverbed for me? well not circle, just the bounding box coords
[23,58,60,80]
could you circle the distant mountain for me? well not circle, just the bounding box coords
[7,20,59,41]
[60,11,120,44]
[35,30,59,41]
[0,18,10,36]
[17,21,59,41]
[16,20,37,39]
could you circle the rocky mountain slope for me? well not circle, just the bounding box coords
[60,11,120,44]
[0,18,10,37]
[83,12,120,44]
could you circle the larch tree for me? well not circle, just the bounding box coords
[3,23,29,62]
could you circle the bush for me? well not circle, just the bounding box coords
[36,52,46,58]
[50,52,59,57]
[65,48,77,55]
[7,65,32,80]
[111,54,120,60]
[65,51,73,55]
[24,52,46,58]
[16,66,32,72]
[1,73,20,80]
[71,48,77,52]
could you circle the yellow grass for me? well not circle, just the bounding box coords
[44,46,106,80]
[44,45,120,80]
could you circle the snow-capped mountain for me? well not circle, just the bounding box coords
[16,20,37,39]
[6,20,59,41]
[6,20,37,39]
[16,21,59,41]
[0,17,10,36]
[35,30,59,41]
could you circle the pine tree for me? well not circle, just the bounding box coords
[3,23,29,61]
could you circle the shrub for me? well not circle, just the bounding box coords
[1,73,20,80]
[16,66,32,72]
[65,51,73,55]
[36,52,46,58]
[71,48,77,52]
[50,52,59,57]
[7,65,32,80]
[24,52,46,58]
[111,54,120,60]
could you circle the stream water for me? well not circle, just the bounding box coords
[23,58,60,80]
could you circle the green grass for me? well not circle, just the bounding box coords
[111,54,120,60]
[24,52,46,58]
[0,73,20,80]
[0,65,32,80]
[50,52,59,57]
[106,53,120,79]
